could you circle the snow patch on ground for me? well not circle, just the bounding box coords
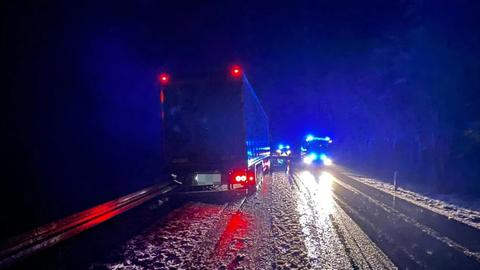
[343,171,480,230]
[92,202,230,269]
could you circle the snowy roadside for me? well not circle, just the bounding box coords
[337,167,480,230]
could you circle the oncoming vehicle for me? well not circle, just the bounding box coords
[301,134,333,166]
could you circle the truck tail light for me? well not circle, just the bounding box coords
[231,169,255,184]
[235,175,247,182]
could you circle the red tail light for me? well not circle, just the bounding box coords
[235,175,247,182]
[231,169,255,184]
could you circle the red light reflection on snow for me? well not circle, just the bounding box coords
[261,175,269,198]
[213,211,251,259]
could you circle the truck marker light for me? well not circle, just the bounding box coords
[158,73,170,85]
[230,65,242,78]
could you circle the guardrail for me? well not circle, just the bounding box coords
[0,183,177,268]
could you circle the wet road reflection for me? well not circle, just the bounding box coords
[295,170,352,269]
[299,170,334,214]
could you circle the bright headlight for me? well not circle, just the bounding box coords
[323,158,333,166]
[303,156,313,165]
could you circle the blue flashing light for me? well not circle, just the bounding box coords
[306,134,314,142]
[325,136,331,141]
[286,145,290,149]
[278,144,284,149]
[319,153,327,161]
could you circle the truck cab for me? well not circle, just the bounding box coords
[301,135,333,166]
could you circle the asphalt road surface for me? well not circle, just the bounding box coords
[90,166,480,270]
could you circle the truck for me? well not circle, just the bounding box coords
[159,65,270,193]
[301,134,333,166]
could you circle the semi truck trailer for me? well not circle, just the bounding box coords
[159,65,270,193]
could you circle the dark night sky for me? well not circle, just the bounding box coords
[2,0,480,236]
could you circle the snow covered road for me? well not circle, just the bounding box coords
[330,168,480,269]
[90,166,480,269]
[91,169,391,269]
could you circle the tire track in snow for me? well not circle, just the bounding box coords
[268,172,312,269]
[292,170,396,270]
